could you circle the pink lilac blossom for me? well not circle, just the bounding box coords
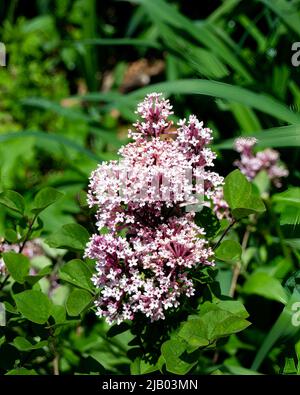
[0,239,58,285]
[0,239,44,277]
[0,240,18,276]
[85,215,213,324]
[129,93,173,139]
[212,186,231,220]
[0,238,59,296]
[86,93,221,325]
[234,137,288,187]
[213,137,289,220]
[0,259,6,276]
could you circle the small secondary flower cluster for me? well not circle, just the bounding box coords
[0,239,44,276]
[234,137,288,187]
[0,239,58,296]
[212,137,288,220]
[85,93,220,325]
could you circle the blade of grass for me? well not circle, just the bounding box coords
[238,15,267,53]
[153,20,228,79]
[128,79,300,124]
[72,38,161,50]
[259,0,300,37]
[128,0,253,82]
[0,131,101,162]
[208,0,242,23]
[215,124,300,149]
[228,102,262,133]
[251,290,300,371]
[21,98,92,123]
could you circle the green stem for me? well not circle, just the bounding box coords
[0,274,10,291]
[213,219,237,251]
[19,213,38,253]
[229,226,250,297]
[47,320,60,375]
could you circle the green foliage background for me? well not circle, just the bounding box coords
[0,0,300,375]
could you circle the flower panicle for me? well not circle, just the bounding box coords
[86,93,224,325]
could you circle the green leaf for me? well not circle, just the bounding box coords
[178,320,210,352]
[256,257,293,280]
[66,289,93,316]
[45,224,89,251]
[5,368,38,375]
[0,190,25,214]
[59,259,93,292]
[24,266,52,286]
[243,272,288,304]
[225,365,262,375]
[0,336,5,348]
[223,170,266,219]
[180,310,250,348]
[13,290,52,324]
[3,252,30,284]
[12,336,47,352]
[51,304,66,325]
[178,301,250,353]
[3,301,17,314]
[253,170,271,195]
[215,240,242,262]
[161,338,197,375]
[130,357,159,374]
[25,266,53,286]
[89,350,129,373]
[5,229,19,243]
[216,300,249,319]
[273,188,300,227]
[107,322,131,338]
[50,305,67,335]
[203,310,250,340]
[194,207,220,238]
[31,187,64,215]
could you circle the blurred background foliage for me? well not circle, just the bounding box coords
[0,0,300,375]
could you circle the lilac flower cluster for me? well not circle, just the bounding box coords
[0,239,44,276]
[85,93,221,325]
[0,239,59,296]
[234,137,288,187]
